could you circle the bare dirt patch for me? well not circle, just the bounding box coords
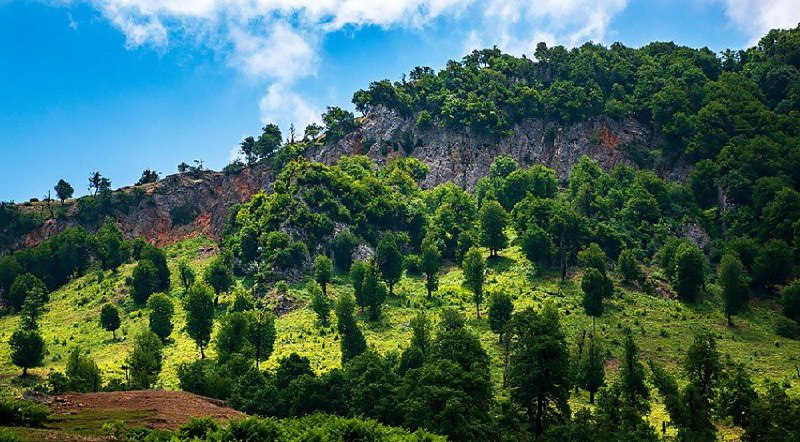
[50,390,243,429]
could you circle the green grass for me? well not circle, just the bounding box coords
[1,236,798,439]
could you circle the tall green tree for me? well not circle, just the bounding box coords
[479,200,508,257]
[308,281,333,326]
[376,233,403,296]
[100,303,121,340]
[336,294,366,363]
[54,179,74,205]
[178,261,195,293]
[578,242,607,275]
[507,303,571,435]
[183,282,215,359]
[7,273,48,312]
[782,280,800,323]
[140,246,170,292]
[420,233,441,298]
[95,220,129,270]
[362,261,387,321]
[313,255,333,296]
[146,293,174,343]
[130,260,159,305]
[214,312,253,362]
[204,257,234,304]
[248,309,276,369]
[9,327,45,376]
[126,330,163,389]
[579,335,605,404]
[488,291,513,342]
[581,268,613,326]
[350,260,368,310]
[719,253,749,326]
[551,203,584,282]
[255,123,282,158]
[65,347,102,393]
[673,242,705,302]
[618,249,643,284]
[330,230,358,270]
[462,247,486,318]
[520,225,553,270]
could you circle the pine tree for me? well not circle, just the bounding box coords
[579,335,605,404]
[336,294,366,363]
[581,268,613,327]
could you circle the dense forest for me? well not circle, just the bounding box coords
[1,23,800,442]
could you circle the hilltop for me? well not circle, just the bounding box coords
[1,23,800,442]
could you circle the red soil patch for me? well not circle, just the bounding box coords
[51,390,243,429]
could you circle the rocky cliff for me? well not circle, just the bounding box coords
[15,107,662,250]
[308,106,657,190]
[16,164,274,251]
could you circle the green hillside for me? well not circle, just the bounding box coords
[3,23,800,442]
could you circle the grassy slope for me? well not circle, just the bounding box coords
[1,236,797,439]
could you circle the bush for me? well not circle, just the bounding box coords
[65,347,102,392]
[775,316,800,340]
[179,417,220,440]
[0,399,50,427]
[0,428,20,442]
[403,254,422,275]
[331,230,358,271]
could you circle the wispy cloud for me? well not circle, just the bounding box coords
[720,0,800,45]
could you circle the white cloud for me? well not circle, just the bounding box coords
[259,83,321,131]
[480,0,629,55]
[720,0,800,45]
[53,0,642,128]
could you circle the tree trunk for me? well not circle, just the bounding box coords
[560,235,567,282]
[200,345,206,359]
[502,335,510,388]
[322,283,327,296]
[476,301,481,319]
[727,314,733,327]
[22,367,27,377]
[536,397,544,435]
[112,330,116,340]
[590,390,595,404]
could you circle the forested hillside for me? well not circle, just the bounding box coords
[1,24,800,442]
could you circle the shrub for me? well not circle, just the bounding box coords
[775,316,800,340]
[179,417,220,440]
[65,347,102,392]
[0,399,50,427]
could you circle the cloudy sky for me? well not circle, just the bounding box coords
[1,0,799,201]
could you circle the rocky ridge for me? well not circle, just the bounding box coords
[14,108,663,249]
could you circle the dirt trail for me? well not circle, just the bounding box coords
[51,390,243,429]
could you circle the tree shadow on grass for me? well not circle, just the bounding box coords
[486,255,515,273]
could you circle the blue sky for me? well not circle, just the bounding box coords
[1,0,798,202]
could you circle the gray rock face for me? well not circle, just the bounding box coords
[13,107,663,250]
[16,164,275,250]
[308,106,657,190]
